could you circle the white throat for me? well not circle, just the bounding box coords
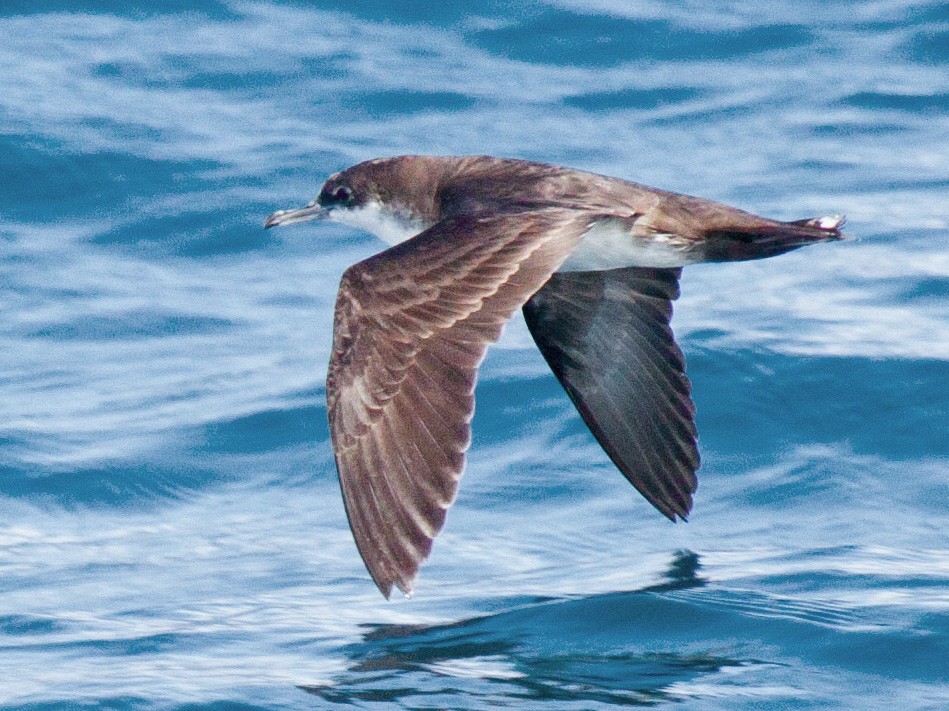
[330,201,429,246]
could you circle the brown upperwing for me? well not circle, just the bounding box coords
[326,208,589,597]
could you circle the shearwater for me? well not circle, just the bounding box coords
[265,155,845,598]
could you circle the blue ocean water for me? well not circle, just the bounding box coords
[1,1,947,708]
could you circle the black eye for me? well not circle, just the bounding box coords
[333,186,352,202]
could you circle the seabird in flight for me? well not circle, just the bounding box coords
[265,155,844,597]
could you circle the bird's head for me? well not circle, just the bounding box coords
[265,156,448,245]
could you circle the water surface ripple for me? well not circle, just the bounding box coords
[0,1,946,709]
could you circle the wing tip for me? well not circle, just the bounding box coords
[379,582,394,599]
[659,504,691,523]
[652,482,695,522]
[373,570,418,600]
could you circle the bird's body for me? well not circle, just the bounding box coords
[265,155,844,597]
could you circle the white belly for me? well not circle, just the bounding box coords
[560,218,698,271]
[338,204,698,270]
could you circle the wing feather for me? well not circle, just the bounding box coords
[522,267,700,521]
[327,209,589,596]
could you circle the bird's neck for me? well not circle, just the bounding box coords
[330,201,431,246]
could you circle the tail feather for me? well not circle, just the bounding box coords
[788,214,846,231]
[704,214,846,262]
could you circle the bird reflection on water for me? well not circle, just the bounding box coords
[300,551,732,707]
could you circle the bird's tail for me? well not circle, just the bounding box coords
[704,214,846,262]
